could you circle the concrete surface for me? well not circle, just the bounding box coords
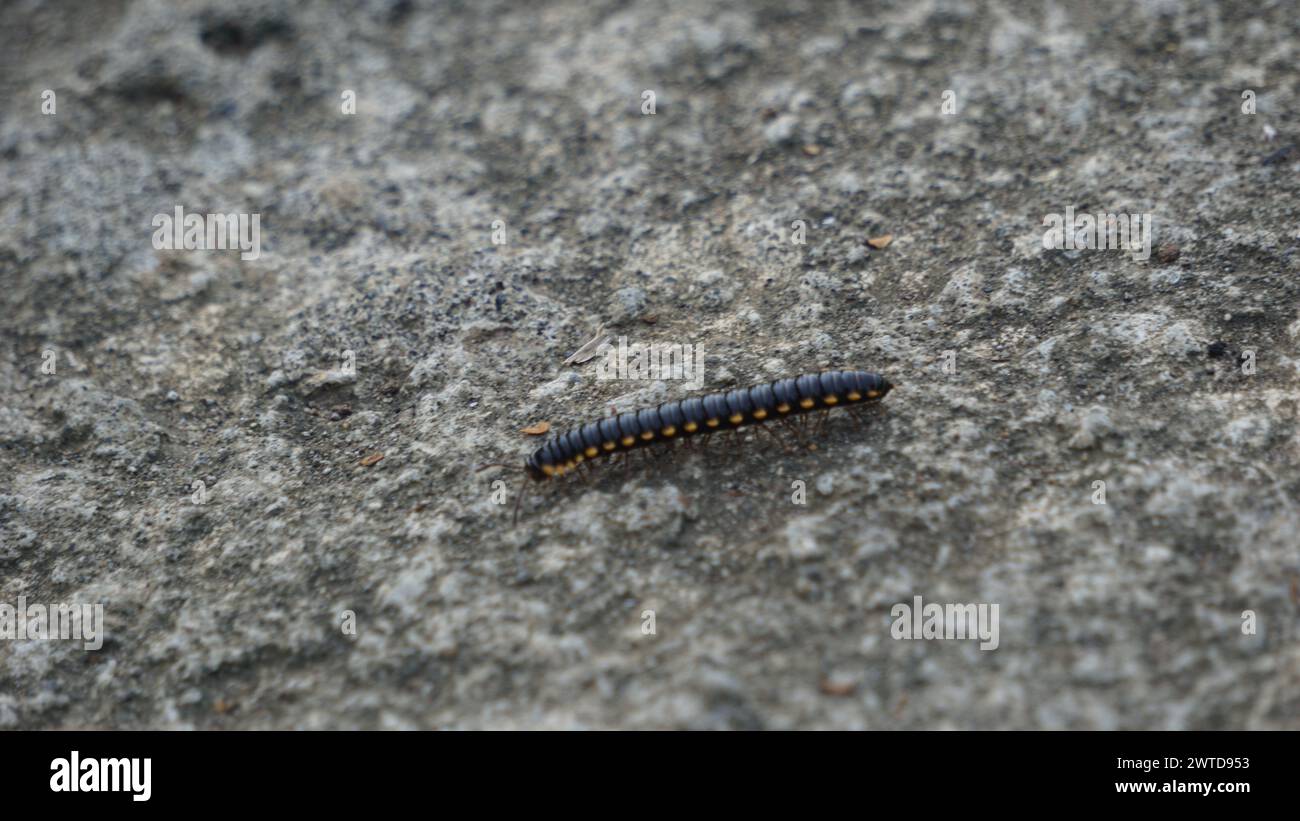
[1,0,1298,728]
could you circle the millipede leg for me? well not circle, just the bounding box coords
[780,417,806,447]
[511,475,527,525]
[756,421,792,453]
[806,413,824,450]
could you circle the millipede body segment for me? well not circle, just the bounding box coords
[524,370,893,481]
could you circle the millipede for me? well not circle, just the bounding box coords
[483,369,894,522]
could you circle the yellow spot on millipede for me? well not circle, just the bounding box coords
[799,398,815,409]
[776,403,791,414]
[753,408,768,419]
[662,425,677,437]
[866,390,880,399]
[706,418,720,427]
[602,441,616,451]
[585,446,598,457]
[823,394,839,405]
[621,435,635,447]
[847,391,862,401]
[541,464,557,477]
[684,421,698,433]
[728,413,743,424]
[641,430,655,440]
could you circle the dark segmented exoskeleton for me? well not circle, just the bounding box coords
[484,370,894,522]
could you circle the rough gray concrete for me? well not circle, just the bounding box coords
[1,0,1298,729]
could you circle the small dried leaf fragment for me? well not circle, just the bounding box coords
[359,452,384,467]
[819,677,858,697]
[866,234,894,249]
[564,326,612,366]
[522,421,550,435]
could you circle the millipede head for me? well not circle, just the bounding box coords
[523,453,547,481]
[844,370,893,402]
[871,373,894,399]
